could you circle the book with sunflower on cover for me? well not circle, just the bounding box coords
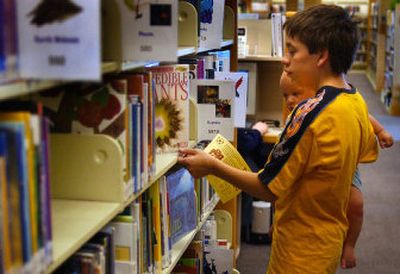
[147,65,190,153]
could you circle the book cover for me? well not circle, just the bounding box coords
[159,176,171,268]
[0,100,50,267]
[0,113,39,264]
[209,50,231,72]
[2,0,18,81]
[0,1,5,78]
[190,79,236,142]
[0,132,12,274]
[0,122,28,269]
[90,226,116,274]
[165,167,197,245]
[148,181,162,272]
[16,0,101,80]
[109,217,137,273]
[143,72,156,177]
[199,0,225,50]
[147,65,190,152]
[271,13,283,57]
[215,71,249,128]
[124,74,150,186]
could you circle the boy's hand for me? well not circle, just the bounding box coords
[377,129,394,148]
[341,243,357,269]
[178,148,217,179]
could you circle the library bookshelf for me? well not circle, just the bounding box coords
[0,1,240,273]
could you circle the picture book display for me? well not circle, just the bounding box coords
[215,71,248,128]
[190,79,235,142]
[16,0,101,80]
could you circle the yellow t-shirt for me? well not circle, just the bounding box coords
[258,86,378,274]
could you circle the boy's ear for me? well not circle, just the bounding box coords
[317,49,329,67]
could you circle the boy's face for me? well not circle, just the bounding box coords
[282,34,320,89]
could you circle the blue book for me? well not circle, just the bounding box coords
[0,0,5,74]
[0,122,32,264]
[130,99,142,193]
[166,167,197,245]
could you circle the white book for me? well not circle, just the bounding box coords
[271,13,283,57]
[109,221,135,262]
[190,79,236,141]
[199,0,225,50]
[215,72,249,128]
[16,0,101,80]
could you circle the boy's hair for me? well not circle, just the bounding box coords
[283,5,359,74]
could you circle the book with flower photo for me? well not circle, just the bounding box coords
[147,65,190,153]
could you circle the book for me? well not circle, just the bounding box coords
[0,1,5,79]
[147,65,190,152]
[190,79,236,142]
[158,176,171,268]
[148,181,162,272]
[238,62,257,116]
[0,132,12,274]
[16,0,101,80]
[109,217,137,274]
[0,112,39,267]
[1,0,18,82]
[204,134,251,203]
[215,71,249,128]
[199,0,225,50]
[90,226,116,274]
[209,50,231,72]
[0,100,53,268]
[0,122,28,271]
[271,13,283,57]
[165,167,197,245]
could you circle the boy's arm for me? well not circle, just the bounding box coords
[369,114,394,148]
[178,148,277,202]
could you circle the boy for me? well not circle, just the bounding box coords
[280,71,393,269]
[178,5,378,273]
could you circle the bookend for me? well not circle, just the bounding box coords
[50,134,127,203]
[224,5,235,40]
[178,1,198,48]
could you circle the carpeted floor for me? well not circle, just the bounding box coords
[236,72,400,274]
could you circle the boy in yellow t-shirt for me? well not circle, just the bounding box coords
[280,70,393,269]
[178,5,379,273]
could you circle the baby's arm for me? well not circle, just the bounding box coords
[369,114,394,148]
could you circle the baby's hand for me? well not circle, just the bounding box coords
[377,130,394,148]
[252,121,269,135]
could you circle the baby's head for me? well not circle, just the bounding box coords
[280,71,315,111]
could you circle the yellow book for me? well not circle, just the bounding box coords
[0,138,12,272]
[0,113,39,258]
[204,134,251,203]
[149,181,162,272]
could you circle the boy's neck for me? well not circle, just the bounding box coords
[317,72,351,90]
